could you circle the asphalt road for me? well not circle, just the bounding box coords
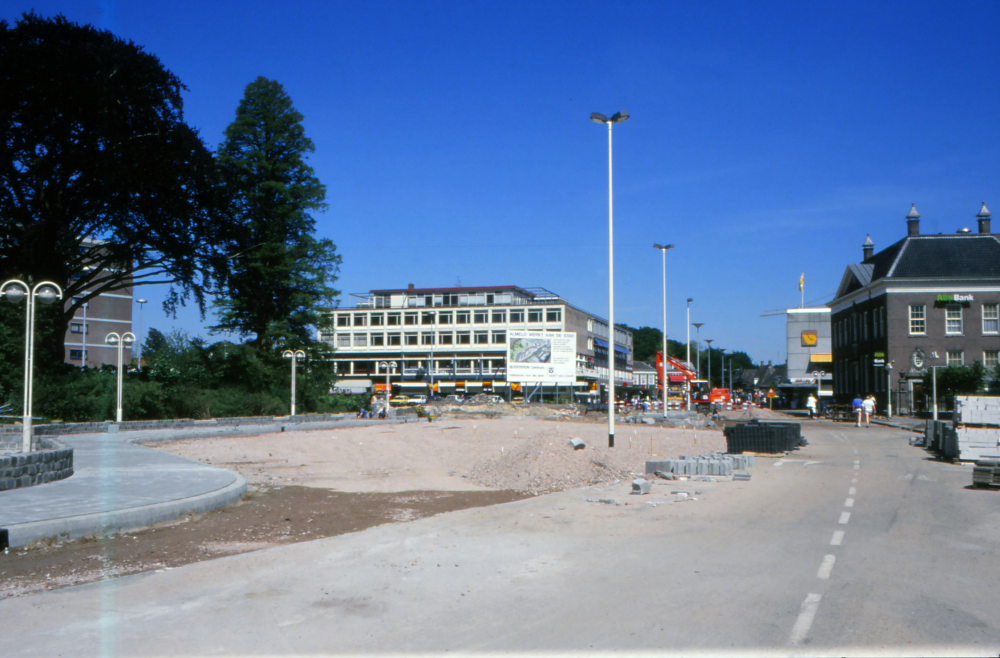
[1,421,997,657]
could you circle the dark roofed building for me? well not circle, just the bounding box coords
[829,203,1000,414]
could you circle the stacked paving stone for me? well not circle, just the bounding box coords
[645,452,754,477]
[0,438,73,491]
[953,396,1000,461]
[923,396,1000,461]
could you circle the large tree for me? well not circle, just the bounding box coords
[0,13,231,337]
[211,77,340,350]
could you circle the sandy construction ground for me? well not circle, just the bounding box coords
[153,416,729,494]
[2,414,744,599]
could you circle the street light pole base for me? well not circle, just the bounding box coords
[609,433,615,448]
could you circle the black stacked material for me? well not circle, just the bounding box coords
[724,420,803,454]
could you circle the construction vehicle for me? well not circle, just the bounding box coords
[655,351,697,409]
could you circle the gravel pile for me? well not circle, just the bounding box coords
[469,429,647,495]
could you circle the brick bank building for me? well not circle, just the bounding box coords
[829,203,1000,413]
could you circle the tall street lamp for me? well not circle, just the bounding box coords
[105,331,135,424]
[692,323,705,384]
[136,298,147,366]
[686,298,693,409]
[654,243,674,419]
[2,280,63,452]
[705,339,714,389]
[886,361,893,418]
[283,350,306,416]
[591,109,629,448]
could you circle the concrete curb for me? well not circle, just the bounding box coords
[2,473,247,548]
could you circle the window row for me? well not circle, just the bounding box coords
[834,307,886,348]
[405,291,520,307]
[909,303,999,336]
[334,331,507,347]
[945,350,1000,367]
[335,308,562,327]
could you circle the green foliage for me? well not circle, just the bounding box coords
[929,361,988,402]
[211,77,341,350]
[0,12,232,359]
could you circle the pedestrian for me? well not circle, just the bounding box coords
[863,395,876,427]
[852,394,864,427]
[806,393,817,419]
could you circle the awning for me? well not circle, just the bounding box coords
[332,379,372,394]
[594,338,609,348]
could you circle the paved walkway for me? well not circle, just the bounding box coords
[0,417,408,548]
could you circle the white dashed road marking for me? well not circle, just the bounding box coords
[817,554,836,580]
[848,487,856,495]
[845,498,854,508]
[839,512,851,524]
[831,530,844,546]
[789,593,823,645]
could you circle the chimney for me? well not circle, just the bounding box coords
[977,202,992,234]
[407,283,415,290]
[862,234,874,260]
[906,204,921,236]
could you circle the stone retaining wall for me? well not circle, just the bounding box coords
[0,437,73,491]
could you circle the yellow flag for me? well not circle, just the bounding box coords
[799,273,804,292]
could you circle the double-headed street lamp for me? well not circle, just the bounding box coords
[2,280,63,452]
[654,243,674,419]
[105,332,135,423]
[379,360,397,418]
[591,109,629,448]
[283,350,307,417]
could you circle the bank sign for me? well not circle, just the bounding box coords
[936,293,974,304]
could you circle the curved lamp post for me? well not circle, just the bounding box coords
[105,332,136,423]
[283,350,307,416]
[2,280,64,452]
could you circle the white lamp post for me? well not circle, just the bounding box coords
[886,361,893,418]
[282,349,306,416]
[686,298,693,409]
[692,322,705,387]
[136,298,147,366]
[379,360,397,418]
[931,364,946,422]
[2,280,63,452]
[591,110,629,448]
[705,339,714,390]
[654,243,674,419]
[105,331,136,423]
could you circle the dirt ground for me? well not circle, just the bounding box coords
[0,413,738,599]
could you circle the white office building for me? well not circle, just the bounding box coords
[322,284,633,400]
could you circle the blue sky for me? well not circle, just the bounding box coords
[4,0,999,363]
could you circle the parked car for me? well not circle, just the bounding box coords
[444,394,464,403]
[408,395,427,405]
[389,395,411,406]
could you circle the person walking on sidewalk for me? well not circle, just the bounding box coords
[806,394,817,419]
[863,395,876,428]
[852,394,864,427]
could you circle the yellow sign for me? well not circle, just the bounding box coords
[801,330,818,347]
[767,389,777,398]
[809,353,832,362]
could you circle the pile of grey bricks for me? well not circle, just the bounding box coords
[645,452,755,477]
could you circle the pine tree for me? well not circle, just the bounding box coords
[212,77,340,350]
